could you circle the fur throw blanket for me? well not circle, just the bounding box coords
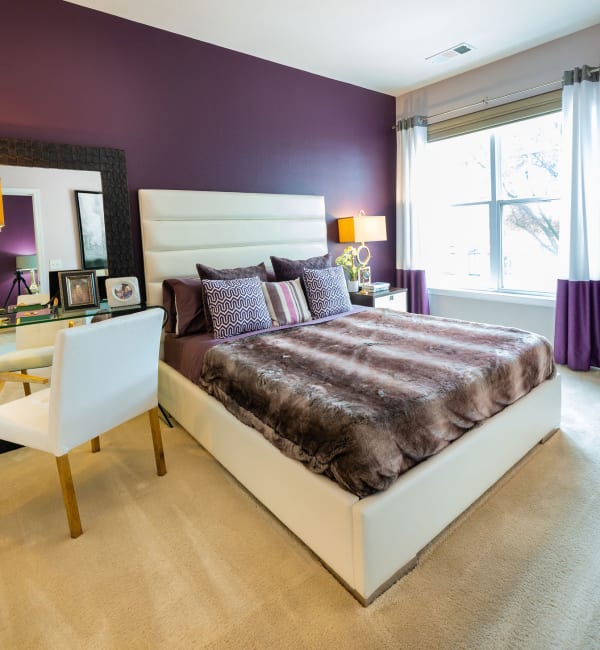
[199,310,555,497]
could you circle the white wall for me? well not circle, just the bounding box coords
[396,23,600,338]
[397,24,600,122]
[0,165,102,293]
[429,291,556,341]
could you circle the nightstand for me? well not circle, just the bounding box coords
[349,287,408,312]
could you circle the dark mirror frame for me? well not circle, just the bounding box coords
[0,137,134,277]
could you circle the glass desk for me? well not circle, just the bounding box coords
[0,300,144,329]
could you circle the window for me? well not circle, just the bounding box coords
[423,110,561,295]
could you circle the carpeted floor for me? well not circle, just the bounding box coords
[1,367,599,649]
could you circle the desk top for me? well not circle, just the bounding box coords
[0,300,143,329]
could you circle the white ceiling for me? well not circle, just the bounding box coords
[65,0,600,96]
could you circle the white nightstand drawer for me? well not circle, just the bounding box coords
[373,292,407,312]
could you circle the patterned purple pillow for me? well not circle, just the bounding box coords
[203,277,272,338]
[261,278,312,327]
[302,266,352,318]
[270,253,332,282]
[197,261,268,331]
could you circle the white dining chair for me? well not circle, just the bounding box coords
[0,293,59,395]
[0,308,166,538]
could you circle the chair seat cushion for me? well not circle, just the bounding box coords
[0,346,54,372]
[0,389,52,453]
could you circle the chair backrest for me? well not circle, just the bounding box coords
[17,292,50,306]
[48,309,163,455]
[15,293,63,349]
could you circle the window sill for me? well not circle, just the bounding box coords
[428,287,556,307]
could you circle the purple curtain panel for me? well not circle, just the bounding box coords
[395,269,430,315]
[554,279,600,371]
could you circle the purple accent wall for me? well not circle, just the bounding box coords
[0,0,395,284]
[0,196,36,306]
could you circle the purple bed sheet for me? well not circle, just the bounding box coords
[163,306,367,383]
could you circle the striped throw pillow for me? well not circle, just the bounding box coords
[261,278,312,327]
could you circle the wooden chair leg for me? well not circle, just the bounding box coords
[90,436,101,453]
[149,407,167,476]
[55,454,83,538]
[21,369,31,396]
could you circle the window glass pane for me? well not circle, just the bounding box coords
[427,131,490,203]
[497,113,561,200]
[424,204,491,289]
[424,110,561,295]
[501,201,560,293]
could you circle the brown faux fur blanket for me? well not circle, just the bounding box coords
[199,310,555,497]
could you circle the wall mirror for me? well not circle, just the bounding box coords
[0,137,134,304]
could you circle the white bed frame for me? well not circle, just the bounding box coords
[139,189,561,605]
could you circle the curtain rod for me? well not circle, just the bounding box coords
[427,78,561,121]
[394,66,600,130]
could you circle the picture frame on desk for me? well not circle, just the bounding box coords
[58,270,100,311]
[358,266,371,287]
[105,277,141,308]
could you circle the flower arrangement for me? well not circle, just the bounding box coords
[335,246,359,280]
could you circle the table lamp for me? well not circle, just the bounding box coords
[337,211,387,266]
[16,254,39,293]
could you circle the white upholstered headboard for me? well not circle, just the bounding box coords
[139,189,328,307]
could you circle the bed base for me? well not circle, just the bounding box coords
[158,360,561,605]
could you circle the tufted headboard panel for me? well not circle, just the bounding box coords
[139,189,328,307]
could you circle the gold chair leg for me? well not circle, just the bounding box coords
[90,436,100,453]
[149,407,167,476]
[55,454,83,538]
[21,369,31,396]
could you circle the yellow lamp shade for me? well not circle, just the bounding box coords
[338,214,387,244]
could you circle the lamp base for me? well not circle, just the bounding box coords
[355,243,371,266]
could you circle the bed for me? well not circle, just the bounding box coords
[139,189,561,605]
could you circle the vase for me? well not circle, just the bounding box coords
[347,279,359,293]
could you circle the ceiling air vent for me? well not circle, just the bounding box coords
[426,43,475,64]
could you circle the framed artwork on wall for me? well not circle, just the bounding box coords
[74,190,108,270]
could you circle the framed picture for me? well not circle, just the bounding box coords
[58,270,100,311]
[358,266,371,287]
[105,276,141,308]
[74,190,108,270]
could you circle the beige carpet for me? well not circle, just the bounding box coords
[1,367,599,649]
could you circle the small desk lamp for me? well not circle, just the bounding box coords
[337,211,387,266]
[3,255,39,308]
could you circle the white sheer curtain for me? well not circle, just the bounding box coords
[554,65,600,370]
[395,116,429,314]
[559,66,600,281]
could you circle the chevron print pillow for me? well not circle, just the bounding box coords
[203,277,273,338]
[303,266,352,318]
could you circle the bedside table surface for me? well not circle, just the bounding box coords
[350,287,408,311]
[349,287,407,309]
